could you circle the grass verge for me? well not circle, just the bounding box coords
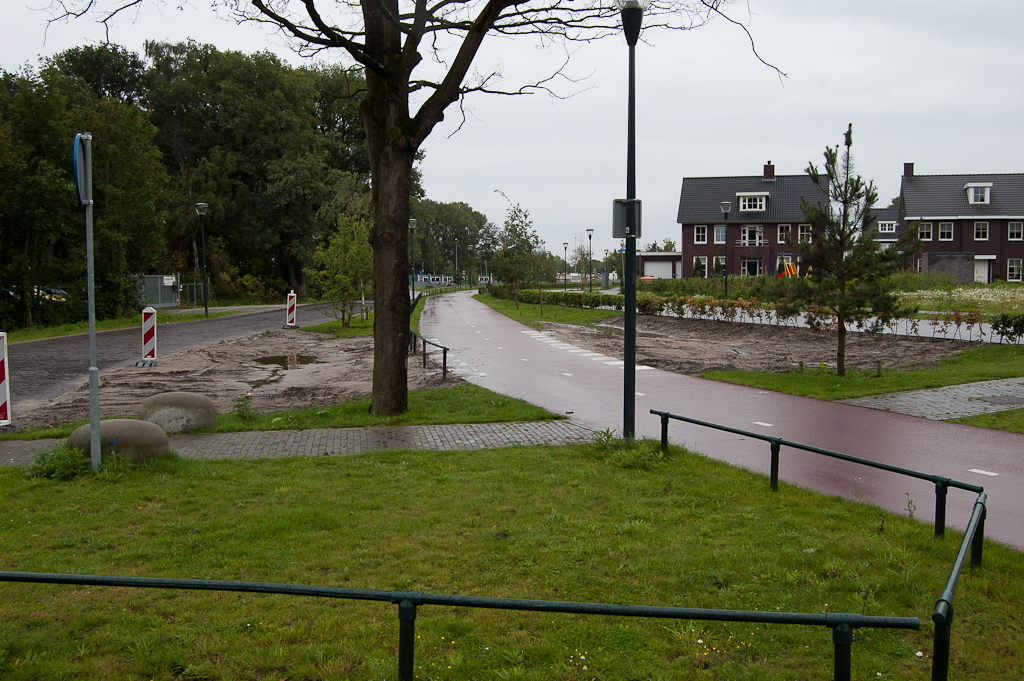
[473,292,622,328]
[302,311,375,338]
[4,309,260,343]
[950,408,1024,434]
[1,439,1020,679]
[703,344,1024,401]
[0,384,560,441]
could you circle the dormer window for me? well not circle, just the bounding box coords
[965,182,992,204]
[737,192,768,211]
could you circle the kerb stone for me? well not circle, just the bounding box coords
[138,392,218,434]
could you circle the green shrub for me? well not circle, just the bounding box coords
[23,445,90,480]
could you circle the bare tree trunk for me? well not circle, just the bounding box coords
[837,320,847,377]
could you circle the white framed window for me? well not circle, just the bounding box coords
[798,224,813,244]
[741,225,763,246]
[692,255,707,278]
[777,224,791,244]
[974,222,989,241]
[1009,258,1023,282]
[939,222,954,241]
[714,225,726,244]
[712,255,726,275]
[965,183,992,204]
[775,254,795,275]
[878,221,897,234]
[918,222,933,241]
[738,195,766,211]
[694,225,707,244]
[1009,222,1023,241]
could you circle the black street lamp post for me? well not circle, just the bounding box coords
[563,242,569,291]
[409,219,417,299]
[619,0,644,443]
[720,201,731,299]
[194,202,209,317]
[587,228,594,293]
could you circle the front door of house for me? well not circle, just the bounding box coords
[974,260,990,283]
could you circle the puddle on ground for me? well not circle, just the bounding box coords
[249,355,323,390]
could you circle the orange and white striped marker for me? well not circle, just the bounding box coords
[0,332,10,426]
[142,307,157,359]
[285,290,298,328]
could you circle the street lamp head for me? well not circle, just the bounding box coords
[720,201,732,217]
[409,219,416,231]
[586,228,594,237]
[194,202,208,216]
[617,0,647,46]
[563,242,569,248]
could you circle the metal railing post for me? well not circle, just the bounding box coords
[660,413,669,452]
[423,340,427,368]
[934,480,948,538]
[770,440,780,492]
[398,599,417,681]
[971,505,986,567]
[932,603,952,681]
[832,622,853,681]
[442,348,448,381]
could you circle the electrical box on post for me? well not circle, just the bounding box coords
[612,199,642,238]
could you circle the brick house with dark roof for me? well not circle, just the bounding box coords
[899,163,1024,283]
[675,162,827,279]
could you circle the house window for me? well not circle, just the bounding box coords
[798,224,813,244]
[741,225,764,246]
[1009,259,1023,282]
[712,255,726,276]
[974,222,989,241]
[775,254,796,276]
[777,224,791,244]
[939,222,954,241]
[694,225,707,244]
[738,195,765,211]
[918,222,933,241]
[1009,222,1023,241]
[878,221,897,234]
[692,256,707,278]
[714,225,726,244]
[966,183,992,204]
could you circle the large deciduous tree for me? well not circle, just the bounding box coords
[61,0,748,415]
[785,124,920,377]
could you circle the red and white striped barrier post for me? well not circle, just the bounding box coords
[142,307,157,359]
[0,332,10,426]
[284,290,298,328]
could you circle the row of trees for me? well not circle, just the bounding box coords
[1,42,372,330]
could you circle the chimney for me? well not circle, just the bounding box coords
[763,161,775,180]
[904,162,914,177]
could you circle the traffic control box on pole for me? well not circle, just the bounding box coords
[0,332,10,426]
[142,307,157,359]
[284,290,298,329]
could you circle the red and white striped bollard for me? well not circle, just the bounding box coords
[0,332,10,426]
[142,307,157,359]
[284,290,298,328]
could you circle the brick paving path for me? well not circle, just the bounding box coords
[0,420,595,467]
[839,377,1024,420]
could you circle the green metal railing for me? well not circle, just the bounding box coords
[650,409,985,540]
[409,329,448,380]
[650,408,989,681]
[0,571,918,681]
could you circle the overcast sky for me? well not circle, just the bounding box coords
[5,1,1024,261]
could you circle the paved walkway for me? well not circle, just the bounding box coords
[840,377,1024,420]
[0,420,595,467]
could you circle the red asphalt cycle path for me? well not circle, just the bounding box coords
[420,291,1024,552]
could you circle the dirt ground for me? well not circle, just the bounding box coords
[15,316,980,431]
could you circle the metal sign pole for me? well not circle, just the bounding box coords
[75,132,101,471]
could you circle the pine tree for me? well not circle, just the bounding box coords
[786,124,920,376]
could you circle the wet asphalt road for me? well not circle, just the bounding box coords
[420,291,1024,552]
[5,304,336,412]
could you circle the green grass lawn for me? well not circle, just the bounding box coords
[1,439,1020,680]
[950,408,1024,434]
[3,308,268,343]
[0,384,559,441]
[473,293,622,328]
[303,311,375,338]
[703,344,1024,401]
